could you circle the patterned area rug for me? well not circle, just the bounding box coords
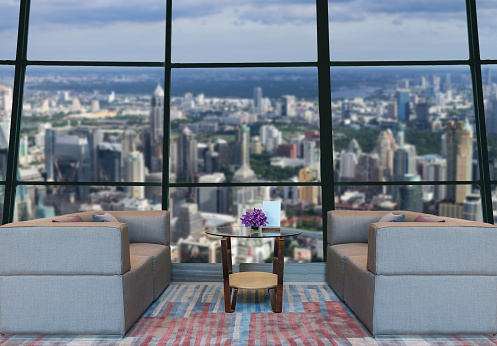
[1,283,497,345]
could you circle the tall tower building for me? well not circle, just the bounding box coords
[374,129,396,180]
[177,127,198,180]
[150,85,164,172]
[446,119,473,203]
[281,95,296,117]
[173,203,203,244]
[298,167,318,203]
[151,84,164,144]
[485,97,497,135]
[396,89,410,123]
[238,124,250,167]
[123,151,145,199]
[416,102,430,130]
[342,101,351,119]
[253,87,262,115]
[97,143,121,183]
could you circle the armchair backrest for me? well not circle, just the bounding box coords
[70,210,170,246]
[327,210,421,245]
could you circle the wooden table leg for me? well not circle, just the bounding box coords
[221,237,235,312]
[271,237,285,313]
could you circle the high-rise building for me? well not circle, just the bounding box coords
[277,143,297,158]
[463,194,483,222]
[446,119,473,203]
[339,151,358,181]
[396,89,410,123]
[485,97,497,135]
[399,174,423,212]
[0,84,12,113]
[150,85,164,173]
[173,203,203,244]
[253,87,262,115]
[439,119,473,219]
[196,173,230,214]
[393,144,416,200]
[177,126,198,180]
[281,95,296,117]
[260,125,282,153]
[97,143,121,183]
[416,102,430,130]
[123,151,145,199]
[374,129,396,180]
[298,167,318,203]
[151,85,164,144]
[342,101,351,119]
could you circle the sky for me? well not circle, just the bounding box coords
[0,0,497,62]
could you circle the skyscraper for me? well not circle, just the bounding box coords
[150,85,164,172]
[396,89,410,123]
[177,126,198,181]
[416,102,430,130]
[446,119,473,203]
[151,84,164,144]
[374,129,396,180]
[123,151,145,199]
[253,87,262,115]
[439,119,473,219]
[281,95,296,117]
[97,143,121,182]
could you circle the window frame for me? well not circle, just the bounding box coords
[1,0,493,263]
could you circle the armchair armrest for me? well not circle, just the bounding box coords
[0,222,130,275]
[327,210,387,245]
[107,210,170,245]
[367,221,497,275]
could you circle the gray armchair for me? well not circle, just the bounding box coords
[0,210,171,336]
[327,210,497,336]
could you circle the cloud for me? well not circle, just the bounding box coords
[29,0,166,28]
[0,2,19,32]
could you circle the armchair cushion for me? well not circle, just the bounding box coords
[93,212,119,223]
[52,215,84,222]
[378,212,405,222]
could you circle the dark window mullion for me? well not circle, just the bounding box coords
[163,0,173,210]
[316,0,333,259]
[3,0,31,225]
[27,60,164,68]
[466,0,494,224]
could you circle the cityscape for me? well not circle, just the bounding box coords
[0,66,496,264]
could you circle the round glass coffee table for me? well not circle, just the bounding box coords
[206,226,302,313]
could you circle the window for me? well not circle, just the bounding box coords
[0,0,494,265]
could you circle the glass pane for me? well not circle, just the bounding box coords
[21,66,163,188]
[170,68,320,183]
[335,184,482,221]
[329,0,469,61]
[0,66,14,181]
[332,66,477,183]
[14,184,162,222]
[477,1,497,59]
[171,186,323,264]
[28,1,166,61]
[0,1,19,59]
[172,0,317,63]
[483,66,497,180]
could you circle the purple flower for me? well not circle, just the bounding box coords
[240,208,268,228]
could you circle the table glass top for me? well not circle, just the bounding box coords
[206,226,302,238]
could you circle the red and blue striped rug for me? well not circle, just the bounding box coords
[1,283,497,345]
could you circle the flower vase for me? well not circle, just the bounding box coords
[250,225,261,236]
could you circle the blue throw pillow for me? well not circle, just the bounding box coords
[378,212,405,222]
[92,212,119,222]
